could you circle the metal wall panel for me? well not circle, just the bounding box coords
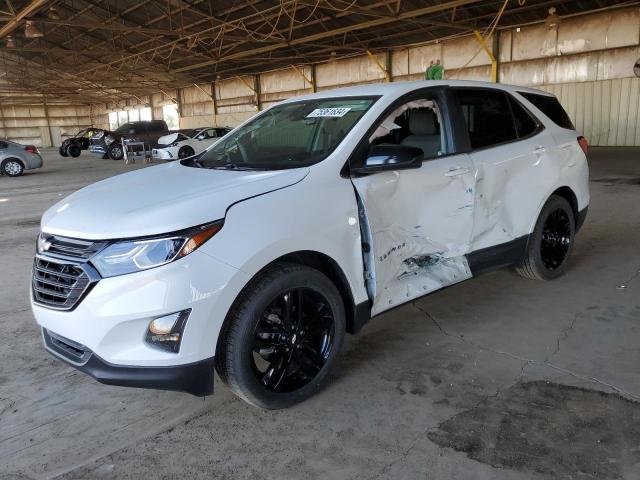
[541,78,640,146]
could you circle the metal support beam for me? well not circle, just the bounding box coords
[42,96,54,147]
[310,64,317,93]
[172,0,486,74]
[473,29,497,82]
[254,75,262,112]
[0,0,49,40]
[291,64,314,91]
[211,82,218,127]
[366,50,390,82]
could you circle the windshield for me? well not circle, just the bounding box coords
[114,123,133,134]
[193,97,377,170]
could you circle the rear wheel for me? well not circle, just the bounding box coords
[108,143,124,160]
[516,195,575,280]
[1,158,25,177]
[59,145,69,157]
[67,144,81,157]
[216,264,345,409]
[178,146,195,159]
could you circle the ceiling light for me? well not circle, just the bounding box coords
[48,7,60,20]
[545,7,560,28]
[25,21,44,38]
[5,36,16,48]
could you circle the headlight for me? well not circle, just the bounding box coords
[104,135,115,145]
[91,221,222,278]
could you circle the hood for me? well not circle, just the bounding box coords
[157,132,179,146]
[41,162,309,240]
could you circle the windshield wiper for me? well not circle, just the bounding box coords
[209,163,260,171]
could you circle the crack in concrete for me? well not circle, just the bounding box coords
[412,302,640,402]
[617,265,640,289]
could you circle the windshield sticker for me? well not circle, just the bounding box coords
[306,107,351,118]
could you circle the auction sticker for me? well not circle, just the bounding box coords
[306,107,351,118]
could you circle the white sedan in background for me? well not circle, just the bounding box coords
[152,127,230,161]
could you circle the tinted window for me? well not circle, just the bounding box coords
[508,96,538,138]
[518,92,574,130]
[149,121,166,132]
[453,89,517,149]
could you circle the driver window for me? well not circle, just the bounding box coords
[369,98,444,159]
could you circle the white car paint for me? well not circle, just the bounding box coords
[31,80,589,396]
[152,127,227,161]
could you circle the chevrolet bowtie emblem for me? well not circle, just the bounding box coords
[38,235,52,253]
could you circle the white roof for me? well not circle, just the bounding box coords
[283,80,551,103]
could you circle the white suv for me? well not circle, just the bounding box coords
[32,80,589,409]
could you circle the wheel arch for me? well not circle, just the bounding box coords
[217,250,369,356]
[550,186,579,224]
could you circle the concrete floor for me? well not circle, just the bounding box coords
[1,147,639,480]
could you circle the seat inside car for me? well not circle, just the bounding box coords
[400,108,441,158]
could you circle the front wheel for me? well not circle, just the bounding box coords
[215,264,345,409]
[67,144,81,157]
[108,143,124,160]
[516,195,575,280]
[178,146,195,159]
[59,145,69,157]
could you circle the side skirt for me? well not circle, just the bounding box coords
[466,234,530,276]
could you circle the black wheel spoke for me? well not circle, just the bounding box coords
[541,208,571,271]
[251,287,336,394]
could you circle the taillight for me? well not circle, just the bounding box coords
[25,145,38,154]
[577,136,588,155]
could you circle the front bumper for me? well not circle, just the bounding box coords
[43,328,214,396]
[152,148,175,161]
[32,248,250,394]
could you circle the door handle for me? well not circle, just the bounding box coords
[444,167,470,177]
[533,146,547,154]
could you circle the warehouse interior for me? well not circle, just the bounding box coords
[2,1,640,479]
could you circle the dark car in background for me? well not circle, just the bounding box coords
[89,120,170,160]
[59,128,104,158]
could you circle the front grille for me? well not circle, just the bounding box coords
[32,258,94,310]
[39,234,106,261]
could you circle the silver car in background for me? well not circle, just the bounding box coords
[0,140,43,177]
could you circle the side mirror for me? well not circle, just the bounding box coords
[351,144,424,175]
[197,135,205,140]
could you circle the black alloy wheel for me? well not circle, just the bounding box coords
[516,194,575,280]
[540,208,572,271]
[216,264,345,409]
[178,146,195,159]
[252,288,335,393]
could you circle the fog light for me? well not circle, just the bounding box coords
[146,309,191,353]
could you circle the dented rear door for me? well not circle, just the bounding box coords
[352,154,476,315]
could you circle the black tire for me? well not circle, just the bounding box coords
[1,158,25,177]
[108,143,124,160]
[516,195,575,280]
[67,144,81,157]
[216,263,345,409]
[178,146,195,159]
[59,145,69,157]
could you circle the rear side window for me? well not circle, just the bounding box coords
[0,141,7,149]
[452,89,517,149]
[508,95,539,138]
[518,92,574,130]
